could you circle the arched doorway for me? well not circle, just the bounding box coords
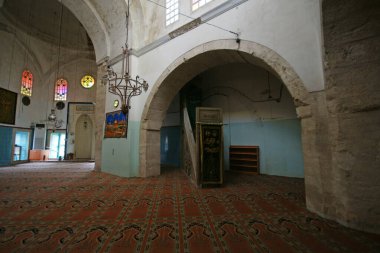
[140,39,311,177]
[75,114,94,160]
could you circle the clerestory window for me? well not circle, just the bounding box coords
[192,0,213,11]
[166,0,179,26]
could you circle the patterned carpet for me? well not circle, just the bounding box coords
[0,162,379,253]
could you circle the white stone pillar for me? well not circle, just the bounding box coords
[94,62,107,172]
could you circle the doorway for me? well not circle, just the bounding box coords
[12,129,31,163]
[75,114,93,159]
[47,130,66,160]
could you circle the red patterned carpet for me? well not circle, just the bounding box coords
[0,162,379,253]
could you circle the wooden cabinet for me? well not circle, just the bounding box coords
[229,146,259,174]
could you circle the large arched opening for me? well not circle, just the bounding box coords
[140,39,311,178]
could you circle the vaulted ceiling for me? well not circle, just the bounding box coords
[2,0,93,50]
[0,0,140,62]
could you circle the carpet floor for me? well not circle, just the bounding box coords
[0,162,379,253]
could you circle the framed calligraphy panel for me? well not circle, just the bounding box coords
[0,88,17,125]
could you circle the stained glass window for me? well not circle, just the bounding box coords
[80,75,95,88]
[54,78,68,101]
[21,70,33,96]
[192,0,213,11]
[166,0,179,26]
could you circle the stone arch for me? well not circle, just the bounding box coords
[60,0,110,62]
[140,39,311,177]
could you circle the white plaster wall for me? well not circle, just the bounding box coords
[85,0,127,58]
[0,11,97,131]
[160,63,297,132]
[0,29,43,128]
[61,0,110,62]
[138,0,229,46]
[197,63,296,122]
[104,0,323,121]
[139,0,322,87]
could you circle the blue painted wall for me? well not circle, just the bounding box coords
[101,121,140,177]
[160,126,181,167]
[0,126,13,166]
[224,118,304,178]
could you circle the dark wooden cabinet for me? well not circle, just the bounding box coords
[229,146,259,174]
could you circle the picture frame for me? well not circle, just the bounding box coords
[104,110,128,138]
[0,87,18,125]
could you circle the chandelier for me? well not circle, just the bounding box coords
[47,109,63,129]
[102,0,148,115]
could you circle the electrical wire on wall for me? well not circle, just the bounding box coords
[201,85,283,104]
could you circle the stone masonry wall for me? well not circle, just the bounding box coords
[321,0,380,233]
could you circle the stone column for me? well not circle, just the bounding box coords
[320,0,380,233]
[139,128,161,177]
[298,93,336,223]
[94,62,107,172]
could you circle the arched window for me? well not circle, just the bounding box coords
[21,70,33,96]
[54,78,68,101]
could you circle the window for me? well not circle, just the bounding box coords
[48,131,66,159]
[21,70,33,96]
[80,75,95,89]
[166,0,179,26]
[13,130,31,162]
[192,0,213,11]
[54,78,68,101]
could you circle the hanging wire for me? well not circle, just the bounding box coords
[126,0,130,47]
[23,0,33,69]
[74,12,81,101]
[55,1,64,82]
[202,85,283,103]
[146,0,239,37]
[7,34,16,90]
[46,2,61,121]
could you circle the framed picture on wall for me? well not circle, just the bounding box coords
[104,110,128,138]
[0,87,18,125]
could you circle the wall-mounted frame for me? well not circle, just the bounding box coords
[104,110,128,138]
[0,87,17,125]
